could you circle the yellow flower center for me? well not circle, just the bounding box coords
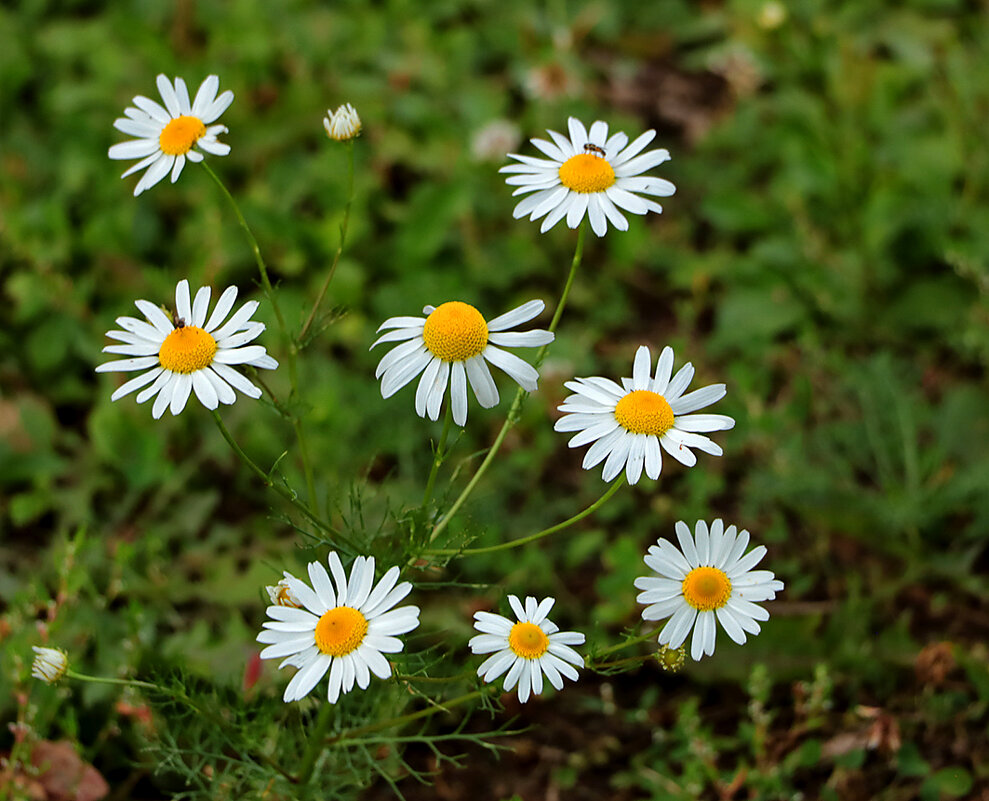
[158,326,217,373]
[272,583,301,608]
[613,390,675,436]
[421,302,489,362]
[681,567,732,612]
[314,606,369,657]
[159,115,207,156]
[558,152,615,193]
[508,621,550,660]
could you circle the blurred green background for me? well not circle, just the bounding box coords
[2,0,988,799]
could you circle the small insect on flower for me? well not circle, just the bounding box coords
[469,595,585,704]
[31,646,68,684]
[501,117,676,236]
[96,279,278,418]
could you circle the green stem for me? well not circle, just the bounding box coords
[202,162,317,508]
[299,140,355,344]
[325,687,491,745]
[590,627,663,662]
[201,162,289,343]
[422,404,454,510]
[429,475,624,556]
[297,703,334,783]
[212,411,348,544]
[428,225,586,544]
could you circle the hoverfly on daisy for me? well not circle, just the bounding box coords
[501,117,676,236]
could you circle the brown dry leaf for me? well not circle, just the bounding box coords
[915,641,955,687]
[30,741,109,801]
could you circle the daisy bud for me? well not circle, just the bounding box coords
[31,646,68,684]
[323,104,362,141]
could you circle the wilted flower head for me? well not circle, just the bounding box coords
[266,577,303,608]
[471,120,521,162]
[324,104,362,141]
[32,646,68,684]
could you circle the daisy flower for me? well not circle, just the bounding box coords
[500,117,676,237]
[95,278,278,419]
[257,552,420,703]
[323,103,362,141]
[371,300,554,426]
[31,646,68,684]
[554,345,734,484]
[469,595,584,704]
[108,74,233,196]
[635,519,784,661]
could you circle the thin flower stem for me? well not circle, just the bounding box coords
[324,687,493,745]
[211,411,348,543]
[201,162,288,343]
[428,475,624,556]
[428,225,586,544]
[299,140,355,344]
[589,627,663,662]
[297,702,334,783]
[65,671,294,782]
[422,404,454,510]
[589,654,653,670]
[202,162,318,508]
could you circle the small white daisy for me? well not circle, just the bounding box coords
[500,117,676,237]
[371,300,554,426]
[108,74,233,196]
[323,103,362,141]
[635,519,784,661]
[95,278,278,419]
[31,646,68,684]
[257,552,420,703]
[469,595,585,704]
[554,345,735,485]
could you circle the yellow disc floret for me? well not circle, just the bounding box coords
[614,390,675,436]
[159,115,207,156]
[681,567,732,612]
[558,153,616,193]
[508,621,550,660]
[158,326,217,373]
[314,606,369,657]
[422,302,489,362]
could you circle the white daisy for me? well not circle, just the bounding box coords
[31,646,68,684]
[635,519,784,661]
[500,117,676,237]
[108,74,233,196]
[554,345,735,485]
[257,552,420,703]
[371,300,554,426]
[95,278,278,419]
[323,103,362,141]
[469,595,585,704]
